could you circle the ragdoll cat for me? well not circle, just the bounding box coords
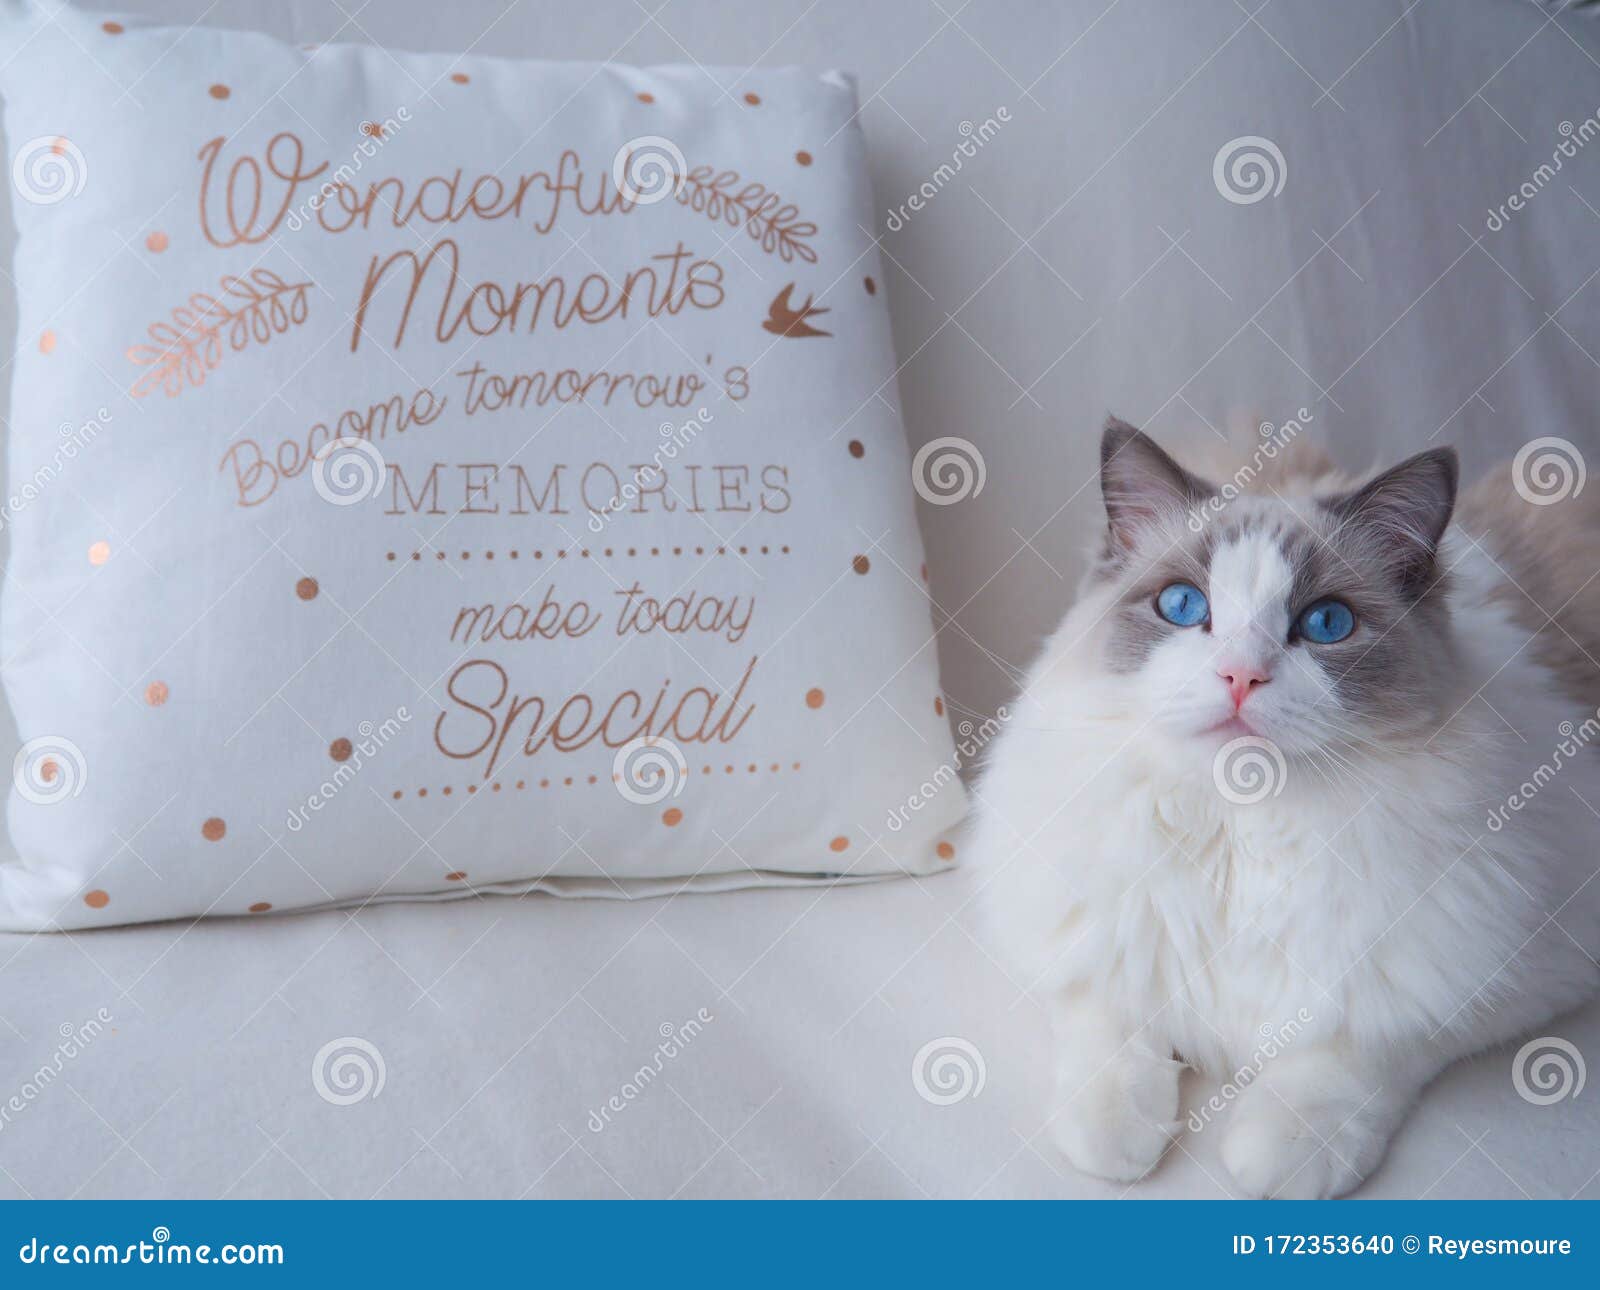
[971,417,1600,1198]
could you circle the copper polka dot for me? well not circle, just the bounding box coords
[209,83,231,100]
[662,807,683,827]
[201,817,226,841]
[921,562,929,582]
[39,329,56,354]
[829,836,849,853]
[145,230,169,253]
[101,21,124,34]
[88,540,110,566]
[248,901,272,913]
[145,681,169,707]
[936,841,955,861]
[864,276,876,295]
[445,871,467,881]
[362,121,383,138]
[450,71,470,84]
[848,440,864,458]
[805,687,825,709]
[743,91,761,105]
[795,149,812,166]
[295,576,319,601]
[934,696,945,717]
[329,737,353,762]
[40,759,59,783]
[637,91,655,103]
[84,889,110,909]
[852,555,870,575]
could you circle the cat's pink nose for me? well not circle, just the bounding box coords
[1218,664,1270,710]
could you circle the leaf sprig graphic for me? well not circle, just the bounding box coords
[126,268,313,399]
[673,165,818,264]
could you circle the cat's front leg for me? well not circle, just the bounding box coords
[1218,1046,1440,1199]
[1047,994,1183,1183]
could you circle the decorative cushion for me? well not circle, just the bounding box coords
[0,0,965,928]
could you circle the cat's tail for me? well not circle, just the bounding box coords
[1456,450,1600,707]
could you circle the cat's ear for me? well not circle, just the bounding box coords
[1323,448,1458,594]
[1100,416,1206,550]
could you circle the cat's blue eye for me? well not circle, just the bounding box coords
[1156,582,1209,628]
[1297,598,1355,644]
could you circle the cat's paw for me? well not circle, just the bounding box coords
[1219,1081,1398,1200]
[1049,1051,1182,1183]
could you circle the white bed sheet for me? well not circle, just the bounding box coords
[5,0,1600,1199]
[1,871,1596,1199]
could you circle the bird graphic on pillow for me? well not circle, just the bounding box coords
[762,283,831,338]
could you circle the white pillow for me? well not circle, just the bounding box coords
[0,0,966,928]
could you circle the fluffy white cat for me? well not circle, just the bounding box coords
[970,418,1600,1198]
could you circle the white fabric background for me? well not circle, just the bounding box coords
[2,0,1598,1198]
